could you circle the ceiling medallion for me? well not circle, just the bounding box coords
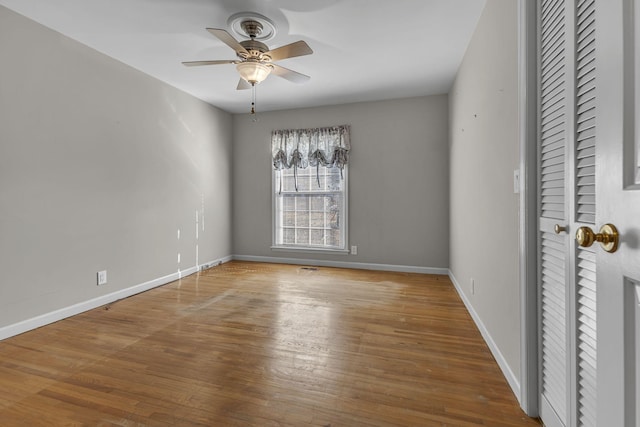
[227,12,277,42]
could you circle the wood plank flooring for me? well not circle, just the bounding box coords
[0,261,540,426]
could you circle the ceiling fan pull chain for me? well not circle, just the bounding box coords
[250,83,258,122]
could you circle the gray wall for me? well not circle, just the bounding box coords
[449,0,521,380]
[232,96,449,269]
[0,7,233,328]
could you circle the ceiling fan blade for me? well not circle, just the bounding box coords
[271,64,311,84]
[266,40,313,62]
[237,78,252,90]
[206,28,248,55]
[182,60,237,67]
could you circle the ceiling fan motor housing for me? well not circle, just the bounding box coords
[238,39,270,61]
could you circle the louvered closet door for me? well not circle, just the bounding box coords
[573,1,597,425]
[539,0,569,424]
[537,0,597,426]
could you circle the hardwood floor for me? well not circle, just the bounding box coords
[0,261,540,426]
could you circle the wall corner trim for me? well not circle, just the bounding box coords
[0,255,234,341]
[448,269,522,402]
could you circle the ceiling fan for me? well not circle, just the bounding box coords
[182,18,313,90]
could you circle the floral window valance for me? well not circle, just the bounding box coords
[271,125,351,191]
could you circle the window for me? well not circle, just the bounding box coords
[273,165,347,250]
[271,125,350,252]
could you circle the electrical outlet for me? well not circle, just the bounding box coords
[471,278,475,295]
[97,270,107,286]
[351,245,358,255]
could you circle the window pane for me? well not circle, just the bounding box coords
[327,229,341,247]
[327,169,342,191]
[283,196,295,210]
[282,175,297,192]
[283,211,295,227]
[309,212,324,227]
[283,228,295,245]
[296,174,312,192]
[310,229,325,245]
[310,197,325,211]
[296,228,309,244]
[295,196,309,211]
[296,210,309,227]
[328,197,342,229]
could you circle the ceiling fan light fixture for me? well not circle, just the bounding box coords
[236,62,272,85]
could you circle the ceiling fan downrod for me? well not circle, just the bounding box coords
[240,20,263,39]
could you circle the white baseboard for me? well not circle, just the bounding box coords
[448,270,521,401]
[0,256,232,341]
[198,255,234,271]
[232,255,449,275]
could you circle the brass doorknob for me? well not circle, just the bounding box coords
[554,224,567,234]
[575,223,619,253]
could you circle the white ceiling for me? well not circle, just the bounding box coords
[0,0,486,114]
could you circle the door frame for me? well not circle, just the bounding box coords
[518,0,540,417]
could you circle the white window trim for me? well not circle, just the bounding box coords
[271,165,349,253]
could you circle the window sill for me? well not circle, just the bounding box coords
[271,246,350,255]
